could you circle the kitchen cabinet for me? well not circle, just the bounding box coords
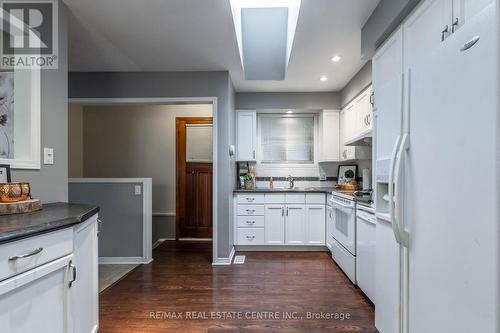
[0,215,99,333]
[71,217,99,333]
[318,110,340,162]
[235,193,326,246]
[285,205,306,245]
[354,86,373,136]
[356,209,376,304]
[264,205,285,245]
[0,255,73,333]
[340,109,371,162]
[453,0,493,29]
[342,85,373,146]
[306,205,326,245]
[236,110,257,161]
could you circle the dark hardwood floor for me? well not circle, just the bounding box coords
[99,241,377,333]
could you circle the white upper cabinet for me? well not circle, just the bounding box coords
[404,0,451,73]
[355,86,374,136]
[452,0,493,32]
[343,85,373,145]
[318,110,340,162]
[236,110,257,161]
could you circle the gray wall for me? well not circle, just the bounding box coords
[362,0,422,59]
[68,71,235,259]
[69,182,144,257]
[340,61,373,108]
[235,92,341,110]
[13,0,68,203]
[68,104,213,242]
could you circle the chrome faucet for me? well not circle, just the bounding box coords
[287,175,295,189]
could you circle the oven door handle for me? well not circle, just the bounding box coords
[331,200,354,209]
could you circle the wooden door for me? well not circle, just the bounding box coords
[176,117,213,239]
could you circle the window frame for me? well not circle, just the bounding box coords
[256,113,319,172]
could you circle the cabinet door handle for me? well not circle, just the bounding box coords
[253,150,256,159]
[68,260,77,288]
[281,207,284,216]
[286,207,289,216]
[452,17,459,33]
[370,92,374,106]
[246,197,255,202]
[8,247,43,261]
[246,209,255,214]
[246,235,255,240]
[441,25,449,42]
[246,220,255,225]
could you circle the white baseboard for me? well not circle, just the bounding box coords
[179,238,212,241]
[212,246,235,266]
[99,257,153,264]
[152,238,175,249]
[234,245,329,252]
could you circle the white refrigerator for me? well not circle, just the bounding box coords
[373,1,499,333]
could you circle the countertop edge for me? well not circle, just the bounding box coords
[233,188,335,193]
[0,204,100,245]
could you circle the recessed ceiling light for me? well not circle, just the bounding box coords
[320,76,328,82]
[286,110,293,114]
[331,55,342,63]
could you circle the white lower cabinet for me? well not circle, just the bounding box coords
[0,255,73,333]
[306,205,326,245]
[236,193,326,247]
[0,215,99,333]
[71,217,99,333]
[285,205,306,245]
[264,205,285,245]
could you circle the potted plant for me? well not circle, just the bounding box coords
[243,173,255,189]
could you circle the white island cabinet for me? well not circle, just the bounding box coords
[235,192,326,247]
[0,214,99,333]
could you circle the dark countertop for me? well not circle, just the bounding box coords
[234,187,337,193]
[0,202,99,244]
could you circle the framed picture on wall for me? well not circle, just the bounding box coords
[0,164,11,182]
[337,164,357,184]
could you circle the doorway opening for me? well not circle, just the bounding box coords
[67,98,218,269]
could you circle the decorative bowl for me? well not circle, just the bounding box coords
[0,182,30,203]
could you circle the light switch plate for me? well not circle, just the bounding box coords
[134,185,142,196]
[43,148,54,165]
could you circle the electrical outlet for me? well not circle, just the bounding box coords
[43,148,54,165]
[319,173,327,181]
[134,185,142,196]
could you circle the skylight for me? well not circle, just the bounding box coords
[229,0,302,80]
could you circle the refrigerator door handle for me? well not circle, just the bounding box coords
[389,135,402,244]
[394,133,410,247]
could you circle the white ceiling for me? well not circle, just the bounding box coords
[65,0,380,92]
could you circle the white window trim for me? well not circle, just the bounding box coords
[256,113,319,175]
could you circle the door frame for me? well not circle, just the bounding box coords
[68,97,219,263]
[175,117,213,240]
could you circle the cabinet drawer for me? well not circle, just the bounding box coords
[237,205,264,216]
[265,193,285,203]
[286,193,306,204]
[306,193,326,204]
[237,216,265,228]
[0,228,73,282]
[237,228,265,245]
[237,194,264,204]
